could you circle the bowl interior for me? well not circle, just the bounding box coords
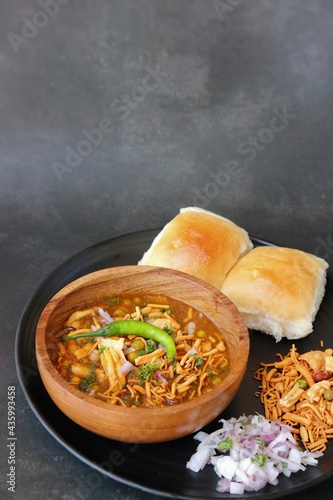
[36,265,249,442]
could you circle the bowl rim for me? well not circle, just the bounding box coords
[35,265,250,415]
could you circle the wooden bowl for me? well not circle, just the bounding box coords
[36,265,249,443]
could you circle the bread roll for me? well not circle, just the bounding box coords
[221,246,329,341]
[138,207,253,289]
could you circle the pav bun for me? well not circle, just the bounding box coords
[138,207,253,289]
[221,246,329,341]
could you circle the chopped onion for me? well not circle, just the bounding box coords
[124,346,135,355]
[158,343,168,354]
[186,414,323,493]
[230,481,245,495]
[155,371,168,384]
[186,447,210,473]
[187,347,197,356]
[216,478,230,493]
[187,322,196,335]
[97,307,113,324]
[194,431,208,442]
[118,361,134,375]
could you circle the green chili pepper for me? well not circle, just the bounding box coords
[62,320,177,360]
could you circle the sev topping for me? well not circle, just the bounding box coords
[254,344,333,452]
[54,293,230,408]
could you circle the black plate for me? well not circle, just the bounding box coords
[15,230,333,499]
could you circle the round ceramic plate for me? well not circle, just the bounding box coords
[15,230,333,499]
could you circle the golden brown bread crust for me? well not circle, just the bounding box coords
[138,207,253,289]
[221,246,329,341]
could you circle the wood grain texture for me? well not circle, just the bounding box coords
[36,265,249,443]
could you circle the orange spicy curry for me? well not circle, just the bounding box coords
[53,293,230,408]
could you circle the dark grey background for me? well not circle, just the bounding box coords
[1,0,333,499]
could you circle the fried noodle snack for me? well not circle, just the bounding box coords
[54,293,230,409]
[254,344,333,452]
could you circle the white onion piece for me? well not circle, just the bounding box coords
[118,361,134,375]
[187,347,197,356]
[187,322,196,335]
[194,431,209,442]
[158,343,168,354]
[186,447,210,473]
[97,307,113,324]
[230,481,245,495]
[186,414,323,493]
[155,371,168,384]
[124,346,135,355]
[216,478,230,493]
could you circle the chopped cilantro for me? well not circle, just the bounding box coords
[146,338,157,353]
[163,325,174,335]
[194,356,204,368]
[78,374,95,391]
[218,437,233,451]
[251,453,268,466]
[138,363,157,385]
[160,308,171,314]
[106,296,120,307]
[136,339,157,357]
